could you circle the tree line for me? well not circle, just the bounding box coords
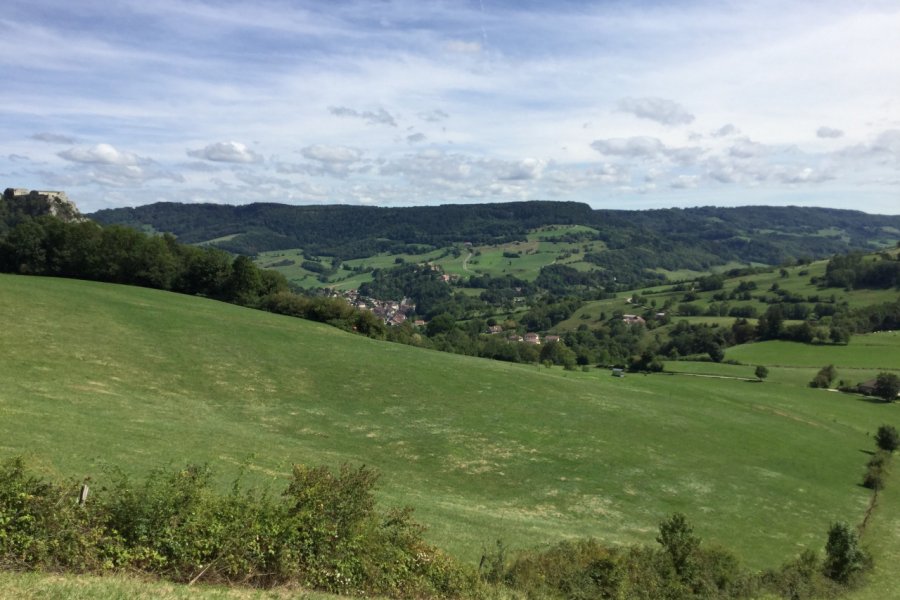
[0,216,386,338]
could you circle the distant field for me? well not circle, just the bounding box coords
[555,254,900,332]
[727,334,900,374]
[0,274,895,573]
[254,224,612,288]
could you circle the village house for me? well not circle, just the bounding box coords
[622,314,646,325]
[523,333,541,344]
[488,324,503,334]
[544,335,561,344]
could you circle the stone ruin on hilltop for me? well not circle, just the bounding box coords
[3,188,86,222]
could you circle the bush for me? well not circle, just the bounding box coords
[823,522,868,585]
[875,425,900,453]
[0,458,474,598]
[809,365,837,389]
[763,549,840,600]
[502,539,623,599]
[874,373,900,402]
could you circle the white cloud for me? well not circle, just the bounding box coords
[816,126,844,138]
[406,133,427,144]
[186,141,262,163]
[617,97,695,126]
[871,129,900,155]
[300,144,362,163]
[497,158,545,181]
[712,124,739,137]
[31,132,78,144]
[769,166,835,184]
[418,109,449,122]
[729,138,768,159]
[444,40,482,53]
[328,106,397,127]
[670,175,699,189]
[58,143,142,166]
[590,136,665,158]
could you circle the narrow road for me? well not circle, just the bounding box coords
[462,249,474,272]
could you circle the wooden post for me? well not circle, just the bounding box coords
[79,484,89,505]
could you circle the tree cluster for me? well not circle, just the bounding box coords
[823,252,900,290]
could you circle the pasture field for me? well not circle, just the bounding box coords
[255,248,449,290]
[527,224,599,240]
[726,334,900,374]
[254,224,613,289]
[555,252,900,333]
[0,274,896,574]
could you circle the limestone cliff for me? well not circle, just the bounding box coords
[2,188,87,223]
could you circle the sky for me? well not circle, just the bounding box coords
[2,0,899,214]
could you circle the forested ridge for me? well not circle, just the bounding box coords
[91,201,900,267]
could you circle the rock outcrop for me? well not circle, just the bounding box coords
[2,188,86,222]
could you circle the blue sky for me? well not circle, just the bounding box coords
[2,0,899,213]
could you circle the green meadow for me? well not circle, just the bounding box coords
[555,252,900,332]
[253,224,609,289]
[0,274,897,578]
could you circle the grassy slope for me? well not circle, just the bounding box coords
[0,572,348,599]
[0,274,895,574]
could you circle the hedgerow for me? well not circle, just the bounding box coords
[0,457,876,599]
[0,457,475,598]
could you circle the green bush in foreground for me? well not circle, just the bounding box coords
[483,513,863,600]
[1,458,876,599]
[0,457,475,598]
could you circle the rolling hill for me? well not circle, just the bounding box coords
[1,273,896,575]
[90,202,900,291]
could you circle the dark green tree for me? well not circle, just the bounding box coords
[226,255,264,305]
[425,312,456,336]
[875,424,900,453]
[823,521,867,584]
[810,365,837,388]
[657,513,700,582]
[757,305,784,340]
[874,372,900,402]
[754,365,769,381]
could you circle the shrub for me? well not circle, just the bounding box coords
[823,522,868,585]
[503,539,624,599]
[862,449,888,491]
[875,425,900,453]
[763,549,840,600]
[0,458,474,598]
[874,373,900,402]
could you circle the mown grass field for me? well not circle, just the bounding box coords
[0,274,896,578]
[662,334,900,389]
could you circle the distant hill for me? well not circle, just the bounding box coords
[90,202,900,270]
